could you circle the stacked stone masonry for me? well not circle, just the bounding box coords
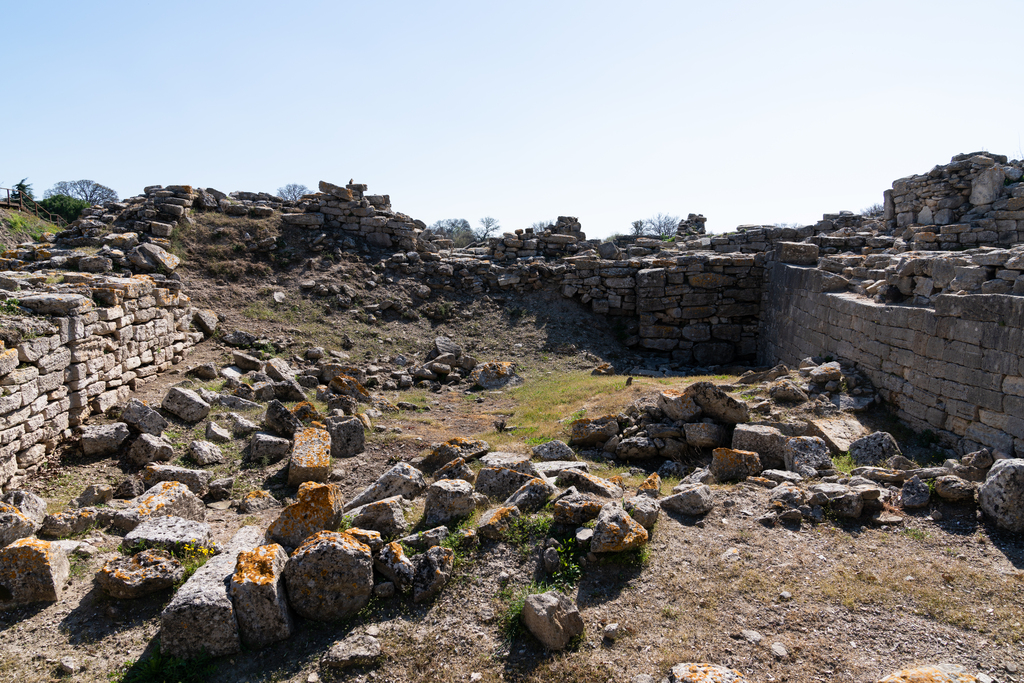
[0,273,204,489]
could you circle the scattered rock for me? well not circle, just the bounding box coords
[532,440,575,461]
[979,458,1024,532]
[684,382,749,424]
[161,387,211,423]
[477,505,522,540]
[326,415,365,458]
[266,482,344,549]
[423,479,477,526]
[80,423,130,456]
[141,463,212,497]
[127,433,174,466]
[248,432,292,464]
[188,440,224,466]
[783,436,832,476]
[96,549,184,599]
[321,635,381,670]
[121,399,169,435]
[205,421,232,443]
[521,590,584,651]
[230,543,294,648]
[591,504,648,553]
[0,503,38,547]
[112,482,206,531]
[900,475,931,509]
[345,463,426,511]
[347,496,409,538]
[284,531,373,621]
[668,663,747,683]
[849,432,902,466]
[288,427,332,486]
[0,539,69,606]
[661,485,714,516]
[710,447,762,482]
[124,516,214,553]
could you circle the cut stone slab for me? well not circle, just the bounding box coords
[141,463,212,497]
[189,440,225,466]
[669,663,748,683]
[624,495,660,530]
[159,526,264,659]
[783,436,832,477]
[0,502,38,547]
[205,421,232,443]
[661,484,714,516]
[96,549,184,599]
[475,466,535,500]
[161,387,211,423]
[230,543,294,648]
[0,538,69,606]
[658,390,702,422]
[849,431,901,466]
[347,495,409,538]
[41,507,102,537]
[411,545,454,603]
[326,415,365,458]
[423,479,477,526]
[421,438,490,470]
[479,451,538,476]
[710,448,762,482]
[265,482,344,549]
[81,422,130,456]
[555,469,623,498]
[127,433,174,466]
[321,634,381,670]
[283,531,373,621]
[683,382,749,424]
[808,416,870,454]
[434,457,476,484]
[345,463,426,512]
[552,491,604,526]
[112,482,206,531]
[124,516,215,553]
[2,491,46,526]
[121,399,169,435]
[979,458,1024,532]
[531,440,575,461]
[288,427,332,486]
[521,590,584,651]
[247,432,291,464]
[732,424,787,470]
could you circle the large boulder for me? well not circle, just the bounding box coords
[683,382,749,424]
[979,459,1024,532]
[344,463,426,511]
[591,504,648,553]
[0,539,69,606]
[849,432,901,467]
[661,484,714,516]
[266,482,344,549]
[326,415,365,458]
[159,526,264,659]
[127,433,174,466]
[96,549,184,599]
[783,437,832,476]
[283,531,374,621]
[422,479,477,526]
[124,516,214,553]
[731,424,787,470]
[709,448,762,482]
[287,427,332,486]
[161,388,211,423]
[141,464,212,497]
[411,545,454,603]
[521,590,584,651]
[230,543,294,648]
[0,503,38,547]
[347,496,409,538]
[80,423,130,456]
[121,399,169,435]
[112,482,206,531]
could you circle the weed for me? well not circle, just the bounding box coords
[598,545,651,568]
[0,298,22,315]
[524,436,553,447]
[110,648,216,683]
[548,538,583,589]
[901,528,930,541]
[502,512,554,554]
[660,605,680,621]
[832,451,855,475]
[240,515,260,527]
[497,581,549,643]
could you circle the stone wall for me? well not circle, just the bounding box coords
[759,262,1024,458]
[0,273,207,490]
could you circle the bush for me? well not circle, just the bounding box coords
[37,194,90,224]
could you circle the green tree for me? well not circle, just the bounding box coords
[38,195,91,224]
[12,178,34,201]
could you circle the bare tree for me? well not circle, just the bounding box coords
[528,219,554,231]
[630,220,646,236]
[861,203,884,217]
[475,216,500,240]
[643,213,680,237]
[44,180,117,204]
[277,184,310,201]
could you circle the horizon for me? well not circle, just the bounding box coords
[4,1,1023,238]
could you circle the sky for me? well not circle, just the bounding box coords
[4,1,1024,239]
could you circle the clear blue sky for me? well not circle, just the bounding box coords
[4,1,1023,238]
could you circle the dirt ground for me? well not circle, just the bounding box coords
[1,212,1022,683]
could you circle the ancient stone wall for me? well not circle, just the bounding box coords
[759,262,1024,458]
[0,273,205,489]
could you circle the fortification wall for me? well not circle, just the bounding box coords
[0,273,206,489]
[759,262,1024,458]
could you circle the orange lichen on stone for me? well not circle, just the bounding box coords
[877,667,978,683]
[291,402,323,423]
[296,530,370,556]
[329,374,370,401]
[346,528,381,549]
[638,472,661,494]
[233,544,285,586]
[266,482,343,548]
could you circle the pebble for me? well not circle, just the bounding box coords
[771,642,789,659]
[779,591,793,601]
[740,629,763,644]
[603,623,622,640]
[930,510,943,521]
[58,657,79,674]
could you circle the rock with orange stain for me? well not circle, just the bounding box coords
[96,549,184,599]
[141,463,212,497]
[637,472,662,498]
[668,663,748,682]
[661,484,715,516]
[434,457,475,484]
[624,496,660,530]
[287,427,332,486]
[421,437,490,470]
[0,502,37,547]
[230,543,294,648]
[112,481,206,532]
[709,448,762,482]
[683,382,750,424]
[469,361,522,390]
[876,664,978,683]
[422,479,477,526]
[346,527,383,554]
[283,531,373,621]
[555,469,623,498]
[568,415,619,447]
[347,495,409,538]
[328,374,371,401]
[505,478,557,513]
[238,490,282,514]
[265,482,344,549]
[476,505,522,540]
[411,545,454,603]
[552,491,604,526]
[41,507,103,537]
[374,541,415,593]
[657,390,702,422]
[591,504,648,553]
[159,526,264,659]
[0,538,69,606]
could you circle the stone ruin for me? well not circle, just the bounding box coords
[0,151,1022,679]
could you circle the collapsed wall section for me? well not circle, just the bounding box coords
[759,262,1023,458]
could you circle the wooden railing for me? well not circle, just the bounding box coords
[0,188,68,228]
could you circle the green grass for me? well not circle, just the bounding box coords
[501,512,554,554]
[832,451,855,475]
[3,212,53,242]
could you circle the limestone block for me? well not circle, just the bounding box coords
[230,543,294,648]
[422,479,476,526]
[161,387,210,422]
[96,549,184,599]
[0,538,69,606]
[283,531,373,621]
[344,463,426,511]
[265,482,344,549]
[287,427,332,486]
[141,463,211,496]
[112,481,206,531]
[124,516,214,553]
[325,415,365,458]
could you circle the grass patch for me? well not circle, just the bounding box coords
[110,648,217,683]
[501,512,554,554]
[3,211,53,242]
[832,451,855,475]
